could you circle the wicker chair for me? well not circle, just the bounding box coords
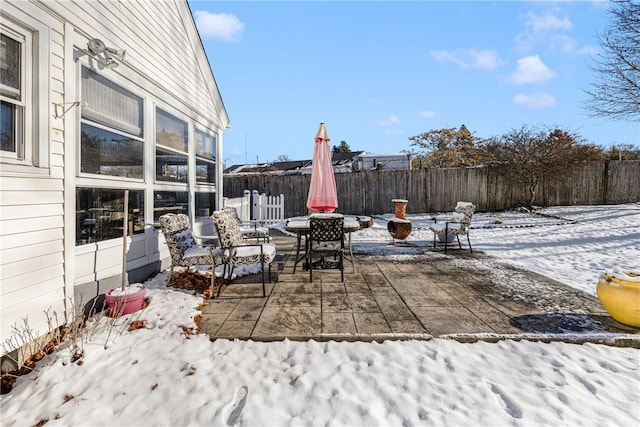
[211,209,277,297]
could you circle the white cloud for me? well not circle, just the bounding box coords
[549,34,597,55]
[376,115,401,127]
[419,111,436,119]
[431,49,502,70]
[513,92,556,109]
[193,11,244,42]
[515,11,573,52]
[509,55,555,84]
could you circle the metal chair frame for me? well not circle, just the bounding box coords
[430,202,476,254]
[211,209,276,297]
[307,214,345,282]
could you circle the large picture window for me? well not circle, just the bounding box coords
[80,66,144,178]
[76,188,144,246]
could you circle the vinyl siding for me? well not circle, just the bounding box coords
[1,0,228,350]
[43,0,228,130]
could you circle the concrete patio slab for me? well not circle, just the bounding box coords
[197,229,640,346]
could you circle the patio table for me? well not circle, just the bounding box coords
[285,216,360,273]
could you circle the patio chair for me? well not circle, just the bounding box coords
[429,202,476,254]
[158,213,223,291]
[223,206,270,243]
[211,209,277,297]
[307,213,345,282]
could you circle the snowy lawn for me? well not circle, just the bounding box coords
[1,204,638,426]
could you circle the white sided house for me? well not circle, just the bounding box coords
[1,0,229,364]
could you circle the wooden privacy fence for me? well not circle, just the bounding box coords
[223,160,639,218]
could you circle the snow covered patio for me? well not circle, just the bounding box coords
[2,205,638,426]
[198,228,638,345]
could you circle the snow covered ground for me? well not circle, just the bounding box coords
[1,204,638,426]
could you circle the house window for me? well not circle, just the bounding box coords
[76,188,144,246]
[156,145,188,183]
[195,129,216,184]
[80,66,144,178]
[0,31,24,157]
[81,124,143,178]
[0,8,49,171]
[0,23,33,166]
[156,108,188,182]
[153,190,188,223]
[195,192,216,219]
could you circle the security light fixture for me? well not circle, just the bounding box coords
[82,38,126,69]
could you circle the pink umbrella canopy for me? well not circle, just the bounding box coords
[306,122,338,213]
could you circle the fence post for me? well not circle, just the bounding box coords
[277,194,285,221]
[239,190,250,222]
[251,190,261,222]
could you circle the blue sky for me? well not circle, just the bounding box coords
[190,0,639,165]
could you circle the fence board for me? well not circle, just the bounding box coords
[223,160,639,218]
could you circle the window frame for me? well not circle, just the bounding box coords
[194,128,216,185]
[78,65,145,181]
[0,8,50,173]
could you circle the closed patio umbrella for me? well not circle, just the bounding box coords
[306,122,338,213]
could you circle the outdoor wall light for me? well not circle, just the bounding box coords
[81,38,126,69]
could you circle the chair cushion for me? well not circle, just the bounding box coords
[451,212,467,223]
[430,222,465,235]
[230,243,276,265]
[174,229,197,247]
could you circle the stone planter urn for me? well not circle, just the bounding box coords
[387,199,412,240]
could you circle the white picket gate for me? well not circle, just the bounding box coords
[223,190,285,224]
[251,190,285,224]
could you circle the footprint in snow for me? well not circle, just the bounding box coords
[226,386,248,426]
[489,383,523,419]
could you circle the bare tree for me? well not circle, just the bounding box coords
[276,154,291,162]
[486,125,604,206]
[584,0,640,121]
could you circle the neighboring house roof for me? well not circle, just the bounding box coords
[224,161,311,175]
[224,152,368,175]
